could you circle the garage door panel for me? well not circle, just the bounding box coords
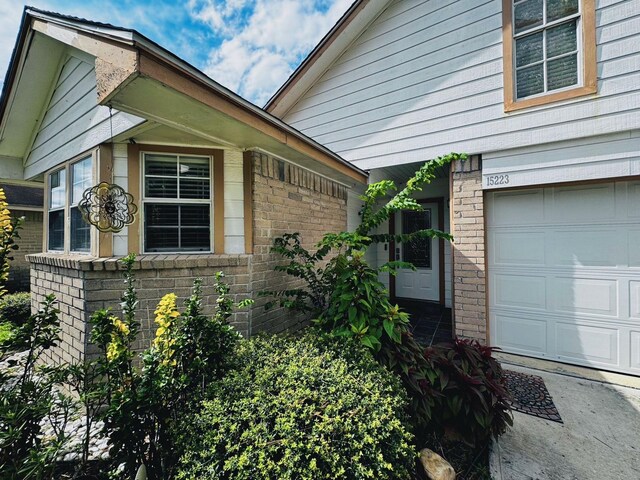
[493,274,546,310]
[628,183,640,218]
[555,322,619,367]
[631,331,640,371]
[492,231,545,266]
[552,230,621,267]
[630,281,640,319]
[494,313,547,355]
[488,189,544,227]
[629,230,640,267]
[551,184,615,222]
[488,181,638,375]
[553,277,618,317]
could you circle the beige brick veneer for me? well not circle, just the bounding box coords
[248,151,348,334]
[451,156,487,343]
[8,210,43,292]
[29,254,251,364]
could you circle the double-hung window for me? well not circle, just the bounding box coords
[47,156,93,253]
[142,153,212,253]
[504,0,596,110]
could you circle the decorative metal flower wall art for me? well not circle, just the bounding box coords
[79,182,138,233]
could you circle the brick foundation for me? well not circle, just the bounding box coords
[29,254,251,364]
[451,156,487,343]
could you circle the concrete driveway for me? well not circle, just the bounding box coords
[490,365,640,480]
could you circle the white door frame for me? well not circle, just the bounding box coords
[389,197,445,304]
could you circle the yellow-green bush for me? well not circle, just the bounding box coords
[0,292,31,326]
[176,334,415,480]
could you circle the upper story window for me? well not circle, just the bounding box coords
[142,152,212,253]
[503,0,596,111]
[47,156,93,253]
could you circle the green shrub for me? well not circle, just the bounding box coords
[0,292,31,326]
[176,334,415,480]
[379,335,512,444]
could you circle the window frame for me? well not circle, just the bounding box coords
[140,151,214,254]
[45,150,97,255]
[502,0,596,112]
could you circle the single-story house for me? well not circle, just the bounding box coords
[266,0,640,376]
[0,7,367,364]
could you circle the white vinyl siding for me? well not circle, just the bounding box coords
[282,0,640,170]
[483,130,640,188]
[25,55,144,178]
[223,150,245,254]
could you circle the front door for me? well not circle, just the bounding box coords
[394,203,440,301]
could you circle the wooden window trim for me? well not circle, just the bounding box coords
[503,0,596,112]
[44,149,98,256]
[130,144,224,255]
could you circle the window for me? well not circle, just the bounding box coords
[401,210,432,269]
[48,169,66,251]
[503,0,596,111]
[142,153,212,253]
[47,156,93,253]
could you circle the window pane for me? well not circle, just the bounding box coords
[547,53,578,90]
[72,157,92,205]
[145,204,179,227]
[179,157,210,178]
[145,177,178,198]
[181,205,210,226]
[181,228,210,251]
[516,63,545,98]
[514,0,543,34]
[145,155,177,176]
[180,179,210,199]
[145,228,179,252]
[547,0,579,22]
[70,206,90,252]
[515,32,543,67]
[547,20,577,58]
[49,170,66,209]
[48,210,64,251]
[401,210,431,269]
[144,204,210,252]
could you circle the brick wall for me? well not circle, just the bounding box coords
[248,151,348,334]
[8,210,43,292]
[451,156,487,343]
[29,254,251,364]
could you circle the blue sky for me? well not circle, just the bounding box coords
[0,0,353,106]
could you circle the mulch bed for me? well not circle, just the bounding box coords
[503,369,563,423]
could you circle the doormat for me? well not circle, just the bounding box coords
[502,370,563,423]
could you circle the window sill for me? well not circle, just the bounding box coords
[26,253,251,271]
[504,84,597,112]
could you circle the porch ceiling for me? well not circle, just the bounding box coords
[372,160,450,187]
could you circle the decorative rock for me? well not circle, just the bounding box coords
[419,448,456,480]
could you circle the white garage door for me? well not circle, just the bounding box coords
[487,181,640,376]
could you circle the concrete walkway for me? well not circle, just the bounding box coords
[491,365,640,480]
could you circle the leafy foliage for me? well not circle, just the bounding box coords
[175,333,415,480]
[0,296,72,479]
[89,259,250,479]
[262,153,465,351]
[0,292,31,327]
[379,335,512,444]
[0,189,23,297]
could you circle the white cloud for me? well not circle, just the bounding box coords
[190,0,353,105]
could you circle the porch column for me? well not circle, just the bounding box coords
[451,155,487,343]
